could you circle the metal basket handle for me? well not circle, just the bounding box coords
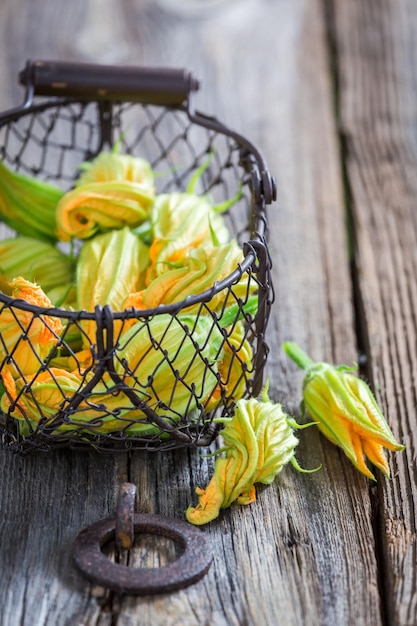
[19,59,200,106]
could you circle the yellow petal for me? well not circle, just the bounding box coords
[350,430,376,480]
[236,484,257,505]
[56,181,154,240]
[187,391,299,525]
[0,278,63,378]
[185,468,227,525]
[362,439,391,478]
[76,152,154,188]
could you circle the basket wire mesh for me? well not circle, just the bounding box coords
[0,62,274,454]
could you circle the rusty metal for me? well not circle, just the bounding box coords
[115,482,137,553]
[72,512,212,595]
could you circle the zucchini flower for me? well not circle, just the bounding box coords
[126,240,254,313]
[186,385,302,525]
[283,341,405,480]
[0,277,63,378]
[115,313,224,425]
[76,227,148,344]
[0,367,158,437]
[0,160,62,241]
[75,151,154,187]
[56,180,155,241]
[147,191,230,280]
[0,235,74,294]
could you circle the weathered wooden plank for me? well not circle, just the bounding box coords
[329,0,417,624]
[0,0,386,624]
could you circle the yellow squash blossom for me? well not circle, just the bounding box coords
[147,191,230,281]
[53,150,157,241]
[56,151,155,241]
[76,227,148,345]
[56,180,155,241]
[186,386,301,525]
[0,235,74,295]
[75,151,154,187]
[0,277,62,378]
[283,341,404,480]
[126,241,254,315]
[0,160,62,241]
[115,313,224,424]
[0,367,158,437]
[205,320,253,411]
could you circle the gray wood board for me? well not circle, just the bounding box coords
[331,0,417,623]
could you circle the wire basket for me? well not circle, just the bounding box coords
[0,60,275,455]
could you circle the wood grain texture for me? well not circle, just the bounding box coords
[330,0,417,623]
[0,0,407,624]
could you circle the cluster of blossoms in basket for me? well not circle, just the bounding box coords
[0,150,254,439]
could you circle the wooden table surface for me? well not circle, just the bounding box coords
[1,1,416,624]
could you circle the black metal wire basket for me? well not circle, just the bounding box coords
[0,60,275,455]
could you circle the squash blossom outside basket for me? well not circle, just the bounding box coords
[283,341,405,480]
[186,384,308,525]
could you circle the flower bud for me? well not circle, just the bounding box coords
[0,368,158,437]
[0,235,74,294]
[75,152,154,188]
[56,181,154,241]
[283,341,404,480]
[76,227,148,344]
[0,277,63,378]
[205,320,253,411]
[126,240,254,313]
[147,192,230,280]
[0,161,62,242]
[115,313,224,424]
[186,386,300,525]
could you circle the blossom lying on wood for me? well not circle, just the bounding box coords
[186,385,302,525]
[283,341,405,480]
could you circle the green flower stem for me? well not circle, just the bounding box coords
[219,296,258,329]
[282,341,315,370]
[186,151,214,194]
